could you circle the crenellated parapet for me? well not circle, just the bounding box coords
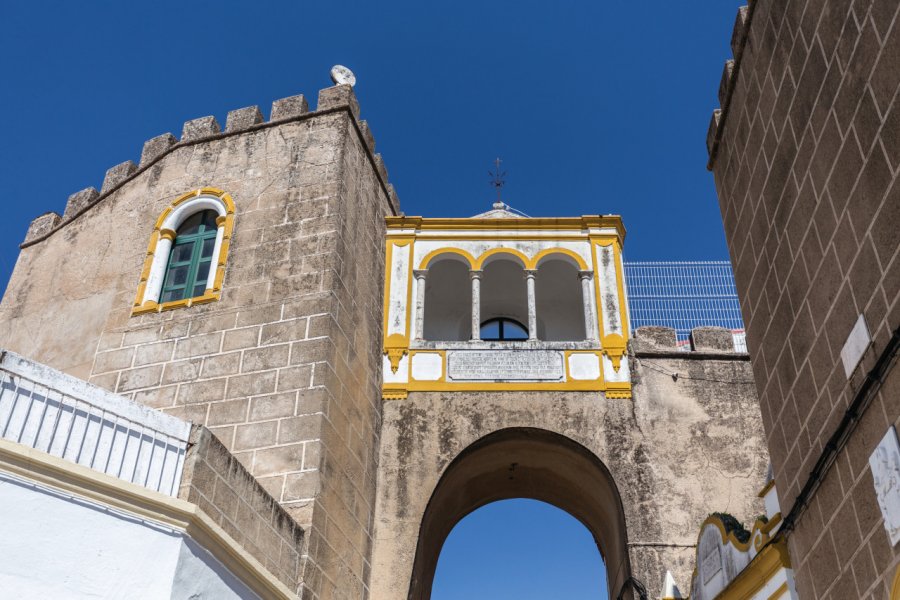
[705,3,752,169]
[632,325,745,354]
[24,81,399,247]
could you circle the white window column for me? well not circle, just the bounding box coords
[579,270,598,342]
[206,216,227,292]
[470,270,483,341]
[146,229,177,304]
[524,269,538,341]
[414,269,428,341]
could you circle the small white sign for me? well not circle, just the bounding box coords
[869,426,900,546]
[841,314,870,378]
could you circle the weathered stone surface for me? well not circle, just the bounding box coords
[316,84,360,119]
[633,326,677,351]
[0,104,393,600]
[179,426,304,589]
[100,160,137,194]
[358,120,375,152]
[710,1,900,597]
[63,187,99,219]
[181,115,220,141]
[24,212,61,243]
[225,105,263,132]
[370,351,767,597]
[690,326,734,352]
[139,132,177,167]
[270,94,308,121]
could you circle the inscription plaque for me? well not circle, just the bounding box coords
[447,350,563,381]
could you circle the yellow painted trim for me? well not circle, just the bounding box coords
[382,238,395,334]
[531,247,589,270]
[418,247,477,270]
[0,438,297,600]
[384,333,409,373]
[564,350,604,383]
[712,539,791,600]
[386,215,626,244]
[767,582,789,600]
[758,478,776,498]
[474,247,530,270]
[891,563,900,600]
[133,188,235,316]
[408,350,447,383]
[402,234,592,242]
[402,380,606,392]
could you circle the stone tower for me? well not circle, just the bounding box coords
[0,83,394,599]
[1,78,769,598]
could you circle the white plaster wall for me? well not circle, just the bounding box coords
[387,243,411,338]
[0,472,259,600]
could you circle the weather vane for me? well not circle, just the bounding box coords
[489,157,507,205]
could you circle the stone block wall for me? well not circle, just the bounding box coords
[708,1,900,597]
[0,85,395,599]
[368,327,768,596]
[179,425,305,590]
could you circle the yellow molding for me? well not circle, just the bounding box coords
[757,478,776,498]
[531,247,589,270]
[408,350,447,383]
[891,564,900,600]
[401,380,606,392]
[767,581,789,599]
[383,333,409,373]
[474,247,531,270]
[133,188,234,316]
[713,539,792,600]
[0,438,297,600]
[385,215,626,243]
[563,350,604,383]
[418,247,477,270]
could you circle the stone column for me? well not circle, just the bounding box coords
[146,228,176,304]
[579,270,597,342]
[413,270,428,341]
[524,269,538,341]
[470,270,483,341]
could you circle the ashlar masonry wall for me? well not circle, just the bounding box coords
[708,1,900,598]
[0,84,395,600]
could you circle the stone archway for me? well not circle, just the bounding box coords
[407,427,631,600]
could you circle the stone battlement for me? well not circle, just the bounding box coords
[705,3,752,169]
[632,325,747,355]
[23,83,399,246]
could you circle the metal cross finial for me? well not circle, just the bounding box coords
[489,157,507,205]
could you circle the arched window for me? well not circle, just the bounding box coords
[159,210,219,303]
[480,317,528,341]
[133,188,235,314]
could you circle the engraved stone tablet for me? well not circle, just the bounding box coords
[447,350,563,381]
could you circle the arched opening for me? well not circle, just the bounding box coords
[536,256,586,341]
[408,428,632,600]
[481,257,528,338]
[423,257,472,341]
[432,499,607,599]
[159,210,219,303]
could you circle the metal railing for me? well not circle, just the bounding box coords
[0,350,190,496]
[623,261,746,352]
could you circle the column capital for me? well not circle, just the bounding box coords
[413,269,428,280]
[524,269,538,279]
[578,270,594,281]
[469,270,483,280]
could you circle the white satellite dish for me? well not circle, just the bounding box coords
[330,65,357,87]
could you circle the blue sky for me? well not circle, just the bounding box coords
[1,1,742,595]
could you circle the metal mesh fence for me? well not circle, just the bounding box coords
[623,261,746,352]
